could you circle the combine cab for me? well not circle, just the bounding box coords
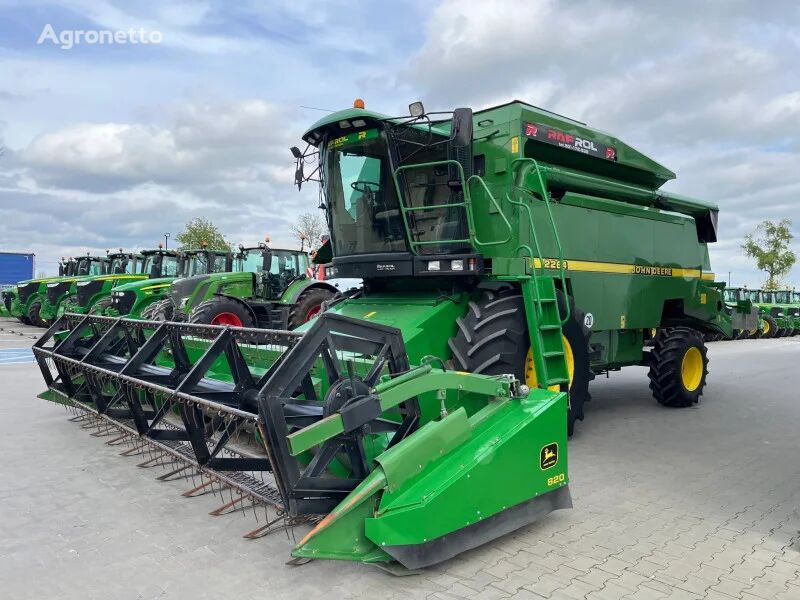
[33,99,751,568]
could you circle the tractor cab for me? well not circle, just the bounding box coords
[139,249,180,279]
[723,287,744,303]
[107,251,137,274]
[179,249,232,277]
[233,244,310,301]
[296,101,479,282]
[75,255,109,276]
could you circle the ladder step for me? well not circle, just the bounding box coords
[543,351,564,358]
[539,325,561,331]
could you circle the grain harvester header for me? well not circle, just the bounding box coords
[34,98,751,570]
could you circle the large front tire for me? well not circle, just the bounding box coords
[89,297,113,315]
[189,297,255,328]
[648,327,708,407]
[448,287,592,436]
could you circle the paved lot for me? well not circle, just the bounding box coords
[1,316,799,599]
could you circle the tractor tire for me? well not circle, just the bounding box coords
[190,297,255,328]
[27,300,46,328]
[89,297,113,315]
[648,327,708,408]
[141,298,173,321]
[448,287,592,436]
[287,287,335,330]
[759,315,777,339]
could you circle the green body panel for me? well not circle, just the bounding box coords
[174,271,256,315]
[11,275,86,320]
[293,385,568,562]
[105,276,178,317]
[278,277,319,305]
[69,274,149,315]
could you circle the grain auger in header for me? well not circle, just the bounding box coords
[33,311,570,568]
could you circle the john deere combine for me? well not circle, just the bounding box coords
[176,242,340,329]
[33,99,752,568]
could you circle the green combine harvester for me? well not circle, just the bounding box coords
[173,242,340,329]
[33,99,755,569]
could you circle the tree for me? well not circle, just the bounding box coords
[175,217,231,251]
[290,212,328,251]
[742,219,796,289]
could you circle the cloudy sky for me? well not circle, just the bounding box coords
[0,0,798,285]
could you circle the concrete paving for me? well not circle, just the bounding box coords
[0,316,798,599]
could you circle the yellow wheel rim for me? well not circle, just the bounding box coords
[762,320,770,335]
[680,346,703,392]
[525,336,574,391]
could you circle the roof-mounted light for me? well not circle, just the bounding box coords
[409,101,425,117]
[353,98,365,109]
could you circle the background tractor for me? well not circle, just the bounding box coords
[35,99,753,569]
[767,290,799,336]
[9,254,107,326]
[54,250,146,317]
[136,247,233,320]
[175,243,342,329]
[104,247,181,318]
[754,290,791,338]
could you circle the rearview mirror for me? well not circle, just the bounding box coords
[295,164,304,190]
[290,146,303,159]
[450,108,473,147]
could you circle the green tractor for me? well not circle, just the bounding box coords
[7,255,104,326]
[173,242,340,329]
[133,247,234,320]
[767,289,799,336]
[753,290,791,338]
[35,99,754,569]
[39,254,111,323]
[103,247,181,318]
[55,250,149,317]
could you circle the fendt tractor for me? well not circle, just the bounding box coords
[34,99,754,570]
[136,247,234,320]
[175,242,341,329]
[8,254,107,326]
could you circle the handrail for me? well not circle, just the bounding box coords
[466,175,513,247]
[393,160,474,256]
[507,158,570,325]
[392,160,512,253]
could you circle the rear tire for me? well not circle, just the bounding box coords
[648,327,708,407]
[27,300,46,327]
[448,287,592,436]
[141,298,173,321]
[287,287,335,330]
[190,297,255,328]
